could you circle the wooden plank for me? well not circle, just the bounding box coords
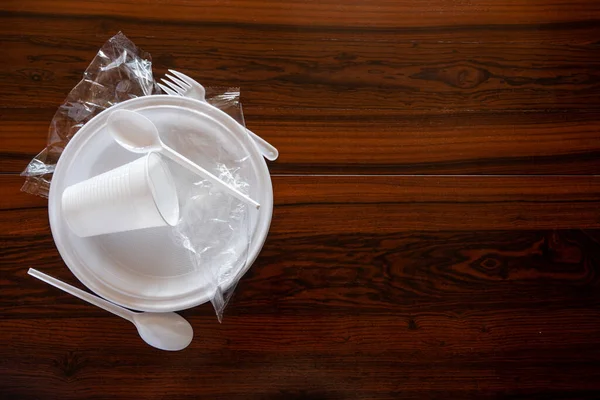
[2,174,600,317]
[4,174,600,227]
[5,11,600,44]
[1,17,600,111]
[4,108,600,175]
[2,311,600,399]
[3,0,600,28]
[3,226,600,317]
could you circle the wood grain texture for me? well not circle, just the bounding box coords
[2,174,600,398]
[2,15,600,111]
[2,174,600,316]
[4,0,600,27]
[4,218,600,318]
[3,174,600,231]
[4,108,600,175]
[3,311,600,399]
[3,0,600,398]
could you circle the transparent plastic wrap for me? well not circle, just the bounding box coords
[21,32,159,197]
[162,97,256,321]
[21,32,253,321]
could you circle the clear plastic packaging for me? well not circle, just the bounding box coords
[162,99,255,321]
[21,32,253,321]
[21,32,159,197]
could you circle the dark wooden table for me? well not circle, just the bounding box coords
[2,1,600,398]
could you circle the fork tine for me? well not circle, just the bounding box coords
[157,82,180,96]
[165,73,191,90]
[168,69,196,87]
[160,78,185,94]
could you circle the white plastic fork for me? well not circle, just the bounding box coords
[158,70,279,161]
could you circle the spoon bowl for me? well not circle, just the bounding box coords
[133,312,194,351]
[108,109,163,153]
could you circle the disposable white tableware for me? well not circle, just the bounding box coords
[108,109,260,209]
[48,95,273,312]
[28,268,194,351]
[61,152,179,237]
[158,69,279,161]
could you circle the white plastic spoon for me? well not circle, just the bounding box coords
[28,268,193,351]
[108,109,260,209]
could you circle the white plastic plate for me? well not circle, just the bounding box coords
[48,95,273,312]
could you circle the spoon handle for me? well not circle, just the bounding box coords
[28,268,134,322]
[159,145,261,209]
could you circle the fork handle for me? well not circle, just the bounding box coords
[245,129,279,161]
[190,83,278,161]
[161,78,279,161]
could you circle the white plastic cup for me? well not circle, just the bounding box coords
[62,153,179,237]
